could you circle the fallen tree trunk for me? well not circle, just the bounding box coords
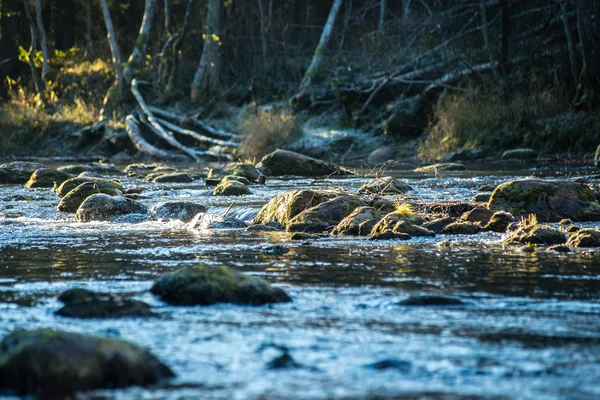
[154,117,240,148]
[125,115,187,160]
[147,106,240,141]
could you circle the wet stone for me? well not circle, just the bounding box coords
[0,161,46,184]
[266,353,301,370]
[76,194,148,222]
[151,173,194,183]
[364,359,412,372]
[213,181,252,196]
[261,245,290,255]
[25,168,73,188]
[397,295,466,306]
[150,201,207,222]
[56,288,155,319]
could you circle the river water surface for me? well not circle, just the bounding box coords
[1,164,600,399]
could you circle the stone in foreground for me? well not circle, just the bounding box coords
[258,149,347,176]
[57,182,123,213]
[0,329,174,396]
[76,194,148,222]
[151,265,291,306]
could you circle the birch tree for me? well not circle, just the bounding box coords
[191,0,222,101]
[122,0,156,87]
[22,0,46,107]
[99,0,123,118]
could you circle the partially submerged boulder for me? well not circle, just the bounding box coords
[0,161,46,184]
[25,168,73,188]
[54,175,124,197]
[221,175,251,186]
[57,182,123,213]
[188,212,247,230]
[462,207,495,224]
[258,149,348,176]
[393,220,435,237]
[442,221,481,235]
[212,181,252,196]
[0,329,174,396]
[422,217,457,233]
[253,189,339,226]
[488,179,600,222]
[370,210,424,236]
[331,206,382,236]
[151,173,194,183]
[232,163,260,181]
[151,265,291,306]
[57,162,121,175]
[150,201,207,222]
[56,288,155,318]
[504,218,566,245]
[358,176,412,194]
[484,211,515,232]
[76,194,148,222]
[566,228,600,247]
[287,195,365,232]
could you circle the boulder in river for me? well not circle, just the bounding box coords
[371,210,424,236]
[25,168,73,188]
[504,217,566,245]
[358,176,412,195]
[442,221,481,235]
[213,180,252,196]
[150,201,207,222]
[566,228,600,247]
[484,211,515,232]
[367,146,396,165]
[393,220,435,237]
[57,162,121,176]
[461,207,496,224]
[76,194,148,222]
[422,217,457,233]
[0,161,46,184]
[151,265,291,306]
[253,189,339,226]
[0,329,174,396]
[188,212,247,230]
[221,175,252,185]
[287,195,366,233]
[232,163,260,181]
[56,288,155,318]
[331,206,382,236]
[57,182,124,213]
[257,149,348,177]
[398,295,465,306]
[54,175,124,197]
[488,179,600,222]
[151,172,194,183]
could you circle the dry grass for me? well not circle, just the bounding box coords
[393,202,415,216]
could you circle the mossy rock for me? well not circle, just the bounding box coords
[253,189,339,226]
[504,223,566,245]
[287,195,366,233]
[0,329,174,396]
[76,194,148,222]
[124,163,162,177]
[150,265,291,306]
[25,168,73,188]
[443,222,481,235]
[488,179,600,222]
[54,176,124,197]
[393,220,435,237]
[0,162,46,184]
[331,206,382,236]
[150,201,207,222]
[58,182,124,213]
[414,163,466,173]
[57,162,121,176]
[358,176,412,195]
[232,163,260,181]
[484,211,515,232]
[462,207,495,223]
[258,149,348,177]
[422,217,457,233]
[371,211,424,236]
[212,181,252,196]
[56,288,155,319]
[566,228,600,247]
[151,173,193,183]
[369,231,411,241]
[221,175,251,185]
[472,193,491,203]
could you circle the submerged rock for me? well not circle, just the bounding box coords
[0,161,46,184]
[369,231,411,241]
[57,182,123,213]
[76,194,148,222]
[0,329,174,396]
[566,228,600,247]
[287,195,365,232]
[150,201,207,222]
[364,359,411,372]
[488,179,600,222]
[151,265,291,306]
[213,180,252,196]
[266,353,301,370]
[398,295,465,306]
[25,168,73,188]
[422,217,457,233]
[56,288,155,318]
[54,175,124,197]
[484,211,515,232]
[188,212,247,230]
[358,176,412,195]
[258,149,347,177]
[414,163,466,173]
[253,189,339,226]
[331,206,382,236]
[443,221,481,235]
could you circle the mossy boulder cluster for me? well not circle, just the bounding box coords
[0,161,46,184]
[25,168,73,188]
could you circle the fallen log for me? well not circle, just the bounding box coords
[125,115,187,161]
[147,106,240,141]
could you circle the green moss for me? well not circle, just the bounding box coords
[58,183,123,213]
[253,190,338,225]
[212,181,251,196]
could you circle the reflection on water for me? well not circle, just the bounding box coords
[1,166,600,399]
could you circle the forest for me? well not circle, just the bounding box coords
[0,0,598,162]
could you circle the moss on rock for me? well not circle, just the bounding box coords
[287,195,366,232]
[566,228,600,247]
[54,176,124,197]
[253,189,339,226]
[76,194,148,222]
[58,182,124,213]
[331,206,382,236]
[25,168,73,188]
[484,211,516,232]
[393,220,435,237]
[212,181,252,196]
[358,176,412,195]
[443,222,481,235]
[258,149,349,177]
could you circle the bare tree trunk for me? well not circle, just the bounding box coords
[99,0,123,118]
[22,0,46,107]
[298,0,344,91]
[191,0,222,101]
[480,0,498,81]
[402,0,412,20]
[164,0,172,35]
[166,0,195,95]
[560,0,579,85]
[378,0,386,35]
[575,0,599,107]
[257,0,268,67]
[85,0,93,57]
[123,0,156,87]
[35,0,49,82]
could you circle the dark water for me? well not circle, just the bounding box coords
[2,164,600,399]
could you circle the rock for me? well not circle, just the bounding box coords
[0,161,46,184]
[54,176,124,197]
[221,175,251,185]
[266,353,301,370]
[369,197,397,214]
[547,244,571,253]
[232,163,260,181]
[151,173,194,183]
[124,163,161,177]
[289,232,314,241]
[488,179,600,222]
[370,211,424,236]
[246,221,285,232]
[504,218,566,245]
[422,217,457,233]
[364,359,411,372]
[25,168,73,188]
[472,193,491,203]
[57,182,123,213]
[392,220,435,237]
[367,146,396,165]
[566,228,600,247]
[443,149,487,162]
[151,265,291,306]
[331,206,382,236]
[442,222,481,235]
[358,176,412,195]
[253,190,339,226]
[57,162,121,175]
[76,194,148,222]
[462,207,496,223]
[501,148,538,161]
[484,211,515,232]
[287,128,356,160]
[150,201,207,222]
[398,295,465,306]
[414,163,466,173]
[369,231,411,241]
[188,212,247,230]
[478,184,497,192]
[261,245,290,255]
[287,195,366,233]
[212,181,252,196]
[426,202,476,217]
[56,288,155,318]
[595,145,600,168]
[0,329,174,396]
[257,149,348,177]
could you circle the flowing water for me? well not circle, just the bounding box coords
[1,164,600,399]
